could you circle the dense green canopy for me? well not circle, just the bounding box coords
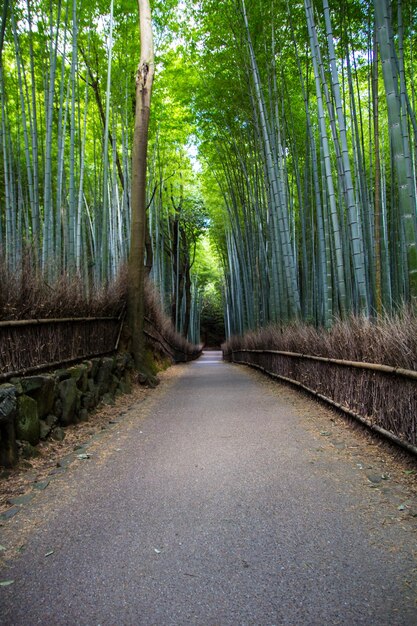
[1,0,416,341]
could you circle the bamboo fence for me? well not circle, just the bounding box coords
[0,317,122,380]
[144,317,202,363]
[225,349,417,454]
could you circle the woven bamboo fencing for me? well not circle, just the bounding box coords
[224,349,417,454]
[144,317,202,362]
[0,317,122,380]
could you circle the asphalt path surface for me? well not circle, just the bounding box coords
[1,351,417,625]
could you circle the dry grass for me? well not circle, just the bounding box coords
[0,259,200,364]
[0,257,126,320]
[223,310,417,370]
[144,279,201,357]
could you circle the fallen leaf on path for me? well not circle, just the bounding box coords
[0,545,6,551]
[0,580,14,587]
[154,548,161,554]
[76,454,91,460]
[45,550,54,557]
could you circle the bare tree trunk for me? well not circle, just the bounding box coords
[128,0,154,368]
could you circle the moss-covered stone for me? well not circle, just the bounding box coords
[110,374,120,394]
[15,395,40,445]
[9,379,23,395]
[21,441,40,459]
[0,386,18,466]
[30,376,56,418]
[96,357,115,393]
[18,376,44,394]
[78,409,89,422]
[118,375,132,395]
[68,364,88,392]
[90,358,102,379]
[51,427,65,441]
[58,378,78,425]
[39,419,51,440]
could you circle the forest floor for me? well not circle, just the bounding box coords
[1,352,417,624]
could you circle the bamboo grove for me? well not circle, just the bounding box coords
[194,0,417,335]
[0,0,205,343]
[1,0,417,344]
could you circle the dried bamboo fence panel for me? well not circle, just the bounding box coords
[144,317,202,362]
[226,349,417,451]
[0,318,121,379]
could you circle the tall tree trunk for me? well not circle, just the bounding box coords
[128,0,154,368]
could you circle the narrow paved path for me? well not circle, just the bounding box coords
[1,352,416,625]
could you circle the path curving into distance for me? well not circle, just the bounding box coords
[1,351,416,625]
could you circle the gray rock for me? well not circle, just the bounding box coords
[110,374,120,394]
[18,376,45,394]
[21,442,40,459]
[9,378,23,394]
[58,378,78,425]
[49,467,66,476]
[68,364,88,392]
[0,385,18,467]
[15,395,40,445]
[0,506,20,521]
[96,357,115,393]
[29,376,56,418]
[45,414,58,428]
[54,398,63,418]
[367,473,382,484]
[51,427,65,442]
[118,376,132,395]
[55,368,71,381]
[33,480,50,491]
[7,493,35,506]
[0,384,17,422]
[101,393,115,406]
[78,409,89,422]
[81,392,94,410]
[90,358,101,379]
[39,420,51,440]
[57,454,73,468]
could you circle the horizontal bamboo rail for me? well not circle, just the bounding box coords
[228,349,417,380]
[0,316,120,328]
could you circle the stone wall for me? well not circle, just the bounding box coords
[0,354,134,467]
